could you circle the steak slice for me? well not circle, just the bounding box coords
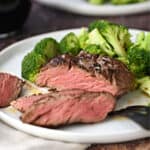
[36,51,135,97]
[21,90,115,127]
[11,90,90,112]
[11,89,107,112]
[11,94,50,112]
[0,73,23,107]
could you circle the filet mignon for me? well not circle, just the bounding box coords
[0,73,23,107]
[21,90,115,127]
[36,51,135,97]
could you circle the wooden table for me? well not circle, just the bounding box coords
[0,1,150,149]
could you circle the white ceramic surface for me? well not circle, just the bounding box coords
[36,0,150,16]
[0,29,150,144]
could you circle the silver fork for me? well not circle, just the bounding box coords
[110,106,150,130]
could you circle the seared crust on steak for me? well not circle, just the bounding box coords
[36,51,135,96]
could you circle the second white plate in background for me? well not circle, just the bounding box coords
[36,0,150,16]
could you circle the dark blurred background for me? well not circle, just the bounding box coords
[24,1,150,35]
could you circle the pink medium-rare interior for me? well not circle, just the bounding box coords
[12,90,92,112]
[0,74,21,107]
[34,95,115,126]
[22,93,115,126]
[36,66,118,96]
[11,94,49,112]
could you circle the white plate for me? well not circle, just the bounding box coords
[0,29,150,144]
[36,0,150,16]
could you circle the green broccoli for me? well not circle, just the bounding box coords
[88,20,104,32]
[88,20,132,57]
[87,0,105,4]
[84,44,105,55]
[86,28,115,56]
[126,32,150,77]
[34,38,59,61]
[22,38,60,82]
[86,0,146,5]
[78,28,89,49]
[135,32,150,51]
[111,0,145,4]
[59,32,80,55]
[137,76,150,96]
[117,56,129,65]
[22,52,46,82]
[127,45,150,77]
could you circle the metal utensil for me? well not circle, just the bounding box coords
[110,106,150,130]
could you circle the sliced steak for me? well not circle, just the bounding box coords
[36,51,135,97]
[11,94,50,112]
[0,73,23,107]
[21,90,115,127]
[12,89,107,112]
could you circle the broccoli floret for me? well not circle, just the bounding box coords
[88,20,104,32]
[86,28,115,56]
[127,32,150,77]
[117,56,129,65]
[84,44,106,55]
[22,38,60,82]
[135,32,150,51]
[88,20,132,57]
[137,76,150,96]
[22,52,46,82]
[111,0,145,4]
[136,32,145,43]
[127,45,150,77]
[34,38,59,61]
[78,28,89,49]
[87,0,104,4]
[87,0,145,5]
[60,32,80,55]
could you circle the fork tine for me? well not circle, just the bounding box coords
[110,106,150,130]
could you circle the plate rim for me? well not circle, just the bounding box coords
[0,109,149,144]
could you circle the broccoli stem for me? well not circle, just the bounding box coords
[105,34,126,57]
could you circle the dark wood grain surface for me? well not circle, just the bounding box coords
[0,1,150,149]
